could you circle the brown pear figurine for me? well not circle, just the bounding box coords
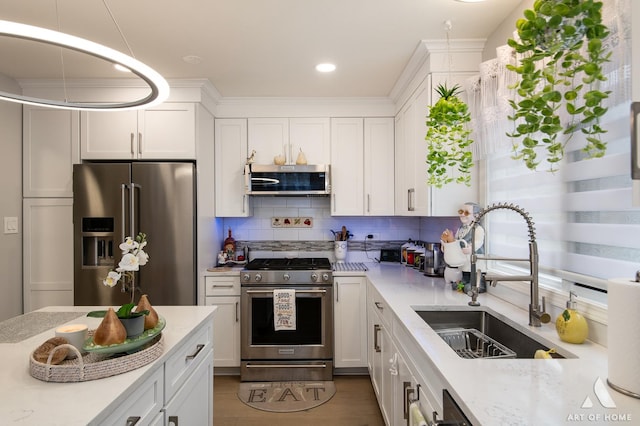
[136,294,159,330]
[93,307,126,346]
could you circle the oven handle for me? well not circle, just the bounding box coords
[245,363,328,369]
[245,289,327,295]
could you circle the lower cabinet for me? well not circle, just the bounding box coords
[204,275,241,367]
[334,276,367,368]
[99,314,214,425]
[367,280,444,426]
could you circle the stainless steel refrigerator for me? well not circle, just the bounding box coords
[73,162,196,306]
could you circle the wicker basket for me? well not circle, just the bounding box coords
[29,333,164,383]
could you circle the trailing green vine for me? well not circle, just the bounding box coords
[506,0,611,172]
[426,83,473,187]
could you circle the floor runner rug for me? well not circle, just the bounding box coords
[238,381,336,412]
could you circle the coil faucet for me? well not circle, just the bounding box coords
[467,203,551,327]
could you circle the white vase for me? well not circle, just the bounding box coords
[334,241,348,263]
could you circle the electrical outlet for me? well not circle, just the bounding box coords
[367,234,374,239]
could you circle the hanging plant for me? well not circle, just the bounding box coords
[425,83,474,188]
[506,0,611,172]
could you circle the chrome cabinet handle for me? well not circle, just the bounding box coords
[130,132,135,155]
[408,188,415,211]
[632,102,640,179]
[168,415,179,425]
[367,194,371,213]
[126,416,141,426]
[375,301,383,311]
[138,132,143,154]
[186,343,205,361]
[235,301,239,322]
[374,324,381,352]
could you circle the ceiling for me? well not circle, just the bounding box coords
[0,0,523,99]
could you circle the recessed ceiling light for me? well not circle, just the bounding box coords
[183,55,203,65]
[316,63,336,73]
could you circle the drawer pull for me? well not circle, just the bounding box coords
[186,343,205,361]
[212,284,234,288]
[126,416,141,426]
[374,324,381,352]
[375,301,384,310]
[168,415,179,425]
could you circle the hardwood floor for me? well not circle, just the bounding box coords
[213,375,385,426]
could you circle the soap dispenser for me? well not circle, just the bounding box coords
[555,291,588,344]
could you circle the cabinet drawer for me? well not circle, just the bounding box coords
[164,320,213,401]
[100,366,164,426]
[369,285,392,329]
[205,276,240,296]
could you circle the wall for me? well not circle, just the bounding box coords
[0,75,24,321]
[482,0,533,61]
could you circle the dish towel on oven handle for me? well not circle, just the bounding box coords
[409,401,427,426]
[273,289,296,331]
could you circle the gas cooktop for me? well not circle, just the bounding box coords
[244,257,332,271]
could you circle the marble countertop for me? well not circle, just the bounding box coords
[0,305,215,425]
[363,262,640,425]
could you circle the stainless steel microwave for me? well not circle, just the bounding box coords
[244,164,331,196]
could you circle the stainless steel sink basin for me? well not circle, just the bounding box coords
[414,307,575,359]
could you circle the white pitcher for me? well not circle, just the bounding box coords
[441,240,468,268]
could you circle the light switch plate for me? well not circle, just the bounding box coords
[4,217,18,234]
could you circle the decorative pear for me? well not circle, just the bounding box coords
[295,149,307,165]
[136,294,159,330]
[93,307,126,346]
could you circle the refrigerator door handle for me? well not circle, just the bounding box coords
[130,183,141,238]
[121,183,128,242]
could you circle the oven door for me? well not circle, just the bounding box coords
[241,285,333,360]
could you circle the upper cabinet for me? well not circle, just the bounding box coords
[215,118,251,217]
[80,102,196,160]
[248,117,330,165]
[331,117,394,216]
[23,106,80,198]
[395,79,430,216]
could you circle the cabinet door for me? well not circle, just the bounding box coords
[330,118,364,215]
[165,349,214,426]
[23,198,73,312]
[205,296,240,367]
[395,79,430,216]
[380,325,394,425]
[139,103,196,159]
[215,119,251,217]
[364,117,395,216]
[23,106,79,197]
[81,110,138,159]
[334,277,367,368]
[393,352,417,426]
[248,118,289,164]
[290,117,330,164]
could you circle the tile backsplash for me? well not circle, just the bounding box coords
[221,196,460,246]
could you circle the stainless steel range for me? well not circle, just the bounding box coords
[240,257,333,382]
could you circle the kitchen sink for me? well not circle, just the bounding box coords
[414,307,575,360]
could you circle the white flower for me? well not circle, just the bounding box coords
[103,271,121,287]
[119,236,139,253]
[137,250,149,266]
[118,253,140,271]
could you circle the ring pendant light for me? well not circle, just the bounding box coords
[0,19,170,111]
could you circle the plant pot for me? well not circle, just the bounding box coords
[119,316,145,338]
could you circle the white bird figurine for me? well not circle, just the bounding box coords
[246,149,256,164]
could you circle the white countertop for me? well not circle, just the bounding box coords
[364,262,640,425]
[0,305,215,425]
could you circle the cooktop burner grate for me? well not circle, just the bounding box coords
[244,257,332,271]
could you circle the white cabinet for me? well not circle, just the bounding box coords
[331,118,364,215]
[214,118,251,217]
[164,347,214,426]
[204,275,241,367]
[81,102,196,160]
[248,117,330,165]
[364,118,395,215]
[100,312,214,426]
[22,198,74,312]
[331,117,394,216]
[22,106,79,198]
[395,79,430,216]
[368,283,393,425]
[334,276,367,368]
